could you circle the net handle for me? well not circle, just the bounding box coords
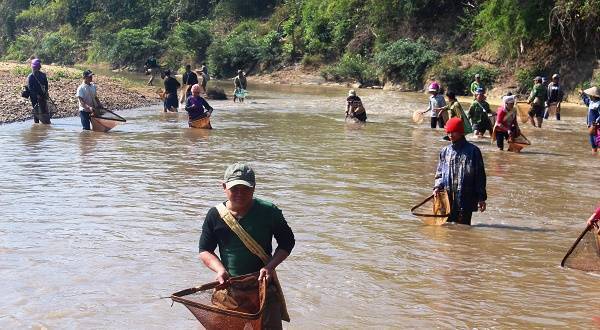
[561,224,596,267]
[410,194,451,217]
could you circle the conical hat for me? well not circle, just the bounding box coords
[584,86,600,98]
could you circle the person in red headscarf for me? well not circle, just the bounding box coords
[433,117,487,225]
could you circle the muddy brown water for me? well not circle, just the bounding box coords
[1,83,599,329]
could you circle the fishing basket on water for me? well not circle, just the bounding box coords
[410,191,451,225]
[90,108,126,132]
[172,273,267,330]
[561,224,600,272]
[412,110,424,124]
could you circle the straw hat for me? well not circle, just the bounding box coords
[584,86,600,98]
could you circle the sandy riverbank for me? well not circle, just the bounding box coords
[0,62,159,124]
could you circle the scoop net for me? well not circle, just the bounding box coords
[411,191,451,225]
[93,108,126,122]
[516,103,529,124]
[412,110,424,124]
[561,225,600,272]
[172,273,267,330]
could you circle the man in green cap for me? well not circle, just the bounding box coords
[198,163,295,329]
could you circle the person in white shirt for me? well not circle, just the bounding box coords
[76,70,103,130]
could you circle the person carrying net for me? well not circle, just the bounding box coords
[198,163,295,329]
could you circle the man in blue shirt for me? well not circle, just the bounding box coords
[434,117,487,225]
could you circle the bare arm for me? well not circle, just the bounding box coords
[259,249,290,282]
[199,251,229,284]
[78,97,93,112]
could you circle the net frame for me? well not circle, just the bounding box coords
[561,224,600,272]
[90,109,126,132]
[172,274,267,328]
[515,103,529,124]
[411,192,451,226]
[412,110,424,124]
[508,132,531,152]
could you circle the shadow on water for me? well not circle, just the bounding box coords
[473,223,555,232]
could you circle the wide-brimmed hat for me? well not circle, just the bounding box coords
[584,86,600,98]
[348,89,356,96]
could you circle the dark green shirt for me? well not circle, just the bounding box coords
[468,100,492,126]
[199,198,295,277]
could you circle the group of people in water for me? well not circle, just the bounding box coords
[22,56,253,130]
[421,74,569,151]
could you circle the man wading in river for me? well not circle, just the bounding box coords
[434,117,487,225]
[26,59,50,124]
[198,163,295,329]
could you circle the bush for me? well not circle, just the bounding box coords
[516,66,545,93]
[472,0,553,60]
[427,57,500,95]
[39,30,78,65]
[321,53,378,85]
[11,65,30,77]
[4,34,38,61]
[207,28,261,78]
[161,21,212,70]
[374,38,439,88]
[107,28,160,67]
[257,30,282,68]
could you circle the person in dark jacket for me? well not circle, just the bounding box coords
[545,73,564,120]
[181,64,199,98]
[433,117,487,225]
[27,58,50,124]
[163,70,180,112]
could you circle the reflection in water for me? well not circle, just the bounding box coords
[0,86,598,329]
[21,124,51,150]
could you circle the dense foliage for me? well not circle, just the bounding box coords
[0,0,598,91]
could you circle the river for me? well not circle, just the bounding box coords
[1,81,599,329]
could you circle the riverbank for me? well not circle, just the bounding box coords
[0,62,159,124]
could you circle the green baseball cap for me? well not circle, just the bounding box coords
[223,163,255,189]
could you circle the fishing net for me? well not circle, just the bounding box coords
[189,117,212,129]
[561,225,600,272]
[412,110,424,124]
[508,132,530,152]
[172,273,267,330]
[93,108,126,122]
[90,109,126,132]
[410,191,451,225]
[516,103,529,124]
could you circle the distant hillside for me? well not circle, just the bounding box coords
[0,0,598,95]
